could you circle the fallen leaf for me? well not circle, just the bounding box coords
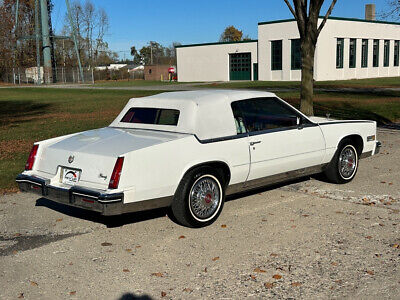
[14,233,21,237]
[123,269,130,272]
[366,270,375,275]
[380,181,386,184]
[254,267,267,273]
[291,225,297,229]
[362,198,369,203]
[261,219,268,222]
[125,249,132,252]
[302,214,309,217]
[161,291,167,297]
[392,244,399,248]
[101,242,112,246]
[291,282,302,287]
[69,291,76,296]
[212,257,220,261]
[30,281,38,287]
[331,262,338,266]
[221,224,227,228]
[151,272,164,277]
[17,293,24,298]
[270,253,278,257]
[135,245,141,248]
[335,211,343,214]
[250,275,256,280]
[264,282,274,289]
[204,267,207,272]
[12,250,18,255]
[68,262,73,266]
[272,274,282,280]
[178,235,185,239]
[388,182,393,185]
[56,218,63,222]
[183,288,193,293]
[366,236,373,239]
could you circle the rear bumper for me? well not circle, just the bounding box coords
[16,174,172,216]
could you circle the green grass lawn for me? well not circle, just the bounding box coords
[0,88,162,193]
[93,80,188,87]
[0,87,399,193]
[202,77,400,89]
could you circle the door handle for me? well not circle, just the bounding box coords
[250,141,261,146]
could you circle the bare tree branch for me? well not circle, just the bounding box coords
[284,0,297,18]
[318,0,337,34]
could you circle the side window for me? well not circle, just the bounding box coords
[232,98,299,133]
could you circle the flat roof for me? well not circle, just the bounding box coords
[258,16,400,26]
[175,39,258,49]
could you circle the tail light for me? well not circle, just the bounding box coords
[25,144,39,170]
[108,157,124,189]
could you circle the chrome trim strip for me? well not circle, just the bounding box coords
[319,121,374,126]
[97,198,123,203]
[226,164,327,195]
[15,179,42,186]
[72,192,98,199]
[360,151,373,159]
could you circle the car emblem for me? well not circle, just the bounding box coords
[68,155,74,164]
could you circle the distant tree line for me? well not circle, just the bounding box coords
[130,41,181,66]
[0,0,117,78]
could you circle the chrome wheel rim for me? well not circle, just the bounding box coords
[338,145,357,179]
[189,175,221,221]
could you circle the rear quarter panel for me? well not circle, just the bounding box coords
[119,135,250,203]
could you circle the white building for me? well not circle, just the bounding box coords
[177,16,400,82]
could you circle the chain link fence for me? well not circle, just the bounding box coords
[0,67,144,85]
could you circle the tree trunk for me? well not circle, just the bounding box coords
[300,38,316,116]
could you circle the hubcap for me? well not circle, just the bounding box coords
[338,146,357,179]
[189,176,221,220]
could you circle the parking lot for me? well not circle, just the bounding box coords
[0,128,399,299]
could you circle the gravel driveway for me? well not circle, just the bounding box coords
[0,129,399,299]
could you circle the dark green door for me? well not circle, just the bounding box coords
[253,63,258,81]
[229,53,251,81]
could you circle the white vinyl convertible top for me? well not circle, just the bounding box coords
[110,90,277,140]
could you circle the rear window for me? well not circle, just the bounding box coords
[120,108,180,126]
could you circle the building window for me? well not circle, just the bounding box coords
[373,40,379,67]
[291,39,301,70]
[271,40,282,70]
[361,39,368,68]
[395,41,400,67]
[384,40,390,67]
[349,39,356,68]
[336,38,344,69]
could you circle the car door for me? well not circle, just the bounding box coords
[231,97,326,186]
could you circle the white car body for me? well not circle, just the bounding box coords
[17,90,381,218]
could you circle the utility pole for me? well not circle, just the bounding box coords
[40,0,52,83]
[65,0,85,83]
[34,0,42,85]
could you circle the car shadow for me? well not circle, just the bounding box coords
[36,175,323,228]
[35,198,168,228]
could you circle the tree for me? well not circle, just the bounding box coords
[283,0,337,116]
[219,26,243,42]
[130,41,181,66]
[379,0,400,20]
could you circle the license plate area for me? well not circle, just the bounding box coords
[60,167,82,185]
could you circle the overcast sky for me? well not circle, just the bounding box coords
[51,0,393,58]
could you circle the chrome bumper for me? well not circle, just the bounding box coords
[375,141,381,154]
[16,174,172,216]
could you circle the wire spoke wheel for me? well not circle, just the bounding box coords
[338,145,357,179]
[189,175,221,221]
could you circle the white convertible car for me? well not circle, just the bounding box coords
[17,90,381,227]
